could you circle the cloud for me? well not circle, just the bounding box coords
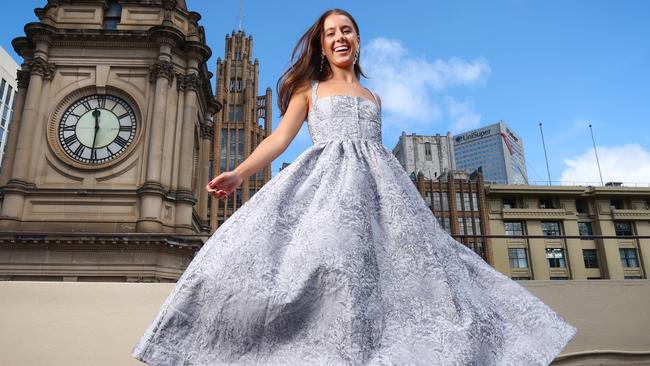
[361,37,490,127]
[559,143,650,184]
[445,96,481,133]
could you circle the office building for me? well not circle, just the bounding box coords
[453,121,528,184]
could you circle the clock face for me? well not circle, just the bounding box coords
[57,94,137,165]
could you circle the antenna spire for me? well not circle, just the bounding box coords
[239,0,243,31]
[589,123,605,186]
[539,122,552,185]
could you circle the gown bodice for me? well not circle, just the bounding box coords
[307,80,383,145]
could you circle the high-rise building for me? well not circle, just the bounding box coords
[212,30,272,230]
[392,132,455,180]
[453,121,528,184]
[0,46,19,174]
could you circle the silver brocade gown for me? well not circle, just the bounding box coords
[131,80,577,366]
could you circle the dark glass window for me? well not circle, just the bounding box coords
[546,248,566,268]
[541,221,561,236]
[619,248,639,268]
[614,221,633,236]
[539,198,555,209]
[583,249,599,268]
[508,248,528,268]
[424,142,432,161]
[575,199,589,214]
[504,221,524,236]
[103,0,122,29]
[502,198,517,209]
[578,222,593,238]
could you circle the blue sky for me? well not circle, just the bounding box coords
[2,1,649,184]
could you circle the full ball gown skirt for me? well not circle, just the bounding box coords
[131,80,577,366]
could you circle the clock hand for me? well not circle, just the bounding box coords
[91,109,101,161]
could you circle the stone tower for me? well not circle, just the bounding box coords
[211,30,272,230]
[0,0,221,282]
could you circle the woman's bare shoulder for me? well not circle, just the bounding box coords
[293,79,313,105]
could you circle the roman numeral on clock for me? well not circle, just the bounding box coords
[81,100,92,111]
[64,135,78,146]
[74,144,86,157]
[114,136,128,147]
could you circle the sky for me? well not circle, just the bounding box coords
[2,1,649,185]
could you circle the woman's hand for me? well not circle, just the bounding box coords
[206,171,244,201]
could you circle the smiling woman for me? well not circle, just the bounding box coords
[132,8,577,366]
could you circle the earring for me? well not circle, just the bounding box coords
[319,53,325,73]
[354,48,360,64]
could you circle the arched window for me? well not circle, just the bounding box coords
[104,0,122,30]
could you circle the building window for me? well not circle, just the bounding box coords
[457,217,465,235]
[471,193,479,211]
[546,248,566,268]
[619,248,639,268]
[441,194,449,211]
[539,198,555,209]
[583,249,599,268]
[508,248,528,268]
[437,217,450,233]
[466,217,474,235]
[424,142,432,161]
[610,199,625,210]
[541,221,561,236]
[504,221,524,236]
[475,217,482,235]
[463,192,470,211]
[614,221,633,236]
[228,105,242,122]
[433,193,442,211]
[575,199,589,214]
[578,222,593,238]
[103,0,122,29]
[502,198,518,209]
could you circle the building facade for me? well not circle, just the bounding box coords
[411,169,492,264]
[486,184,650,280]
[393,132,455,180]
[453,121,528,184]
[0,46,19,174]
[0,0,221,282]
[212,30,272,230]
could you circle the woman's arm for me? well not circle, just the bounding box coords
[233,85,309,179]
[206,84,310,199]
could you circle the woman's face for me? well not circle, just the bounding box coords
[321,13,360,69]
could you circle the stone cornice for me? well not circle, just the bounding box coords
[501,208,567,220]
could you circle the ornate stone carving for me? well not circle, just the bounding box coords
[200,124,214,139]
[16,70,31,89]
[149,61,174,83]
[183,74,201,92]
[30,58,56,80]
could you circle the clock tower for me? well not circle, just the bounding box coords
[0,0,221,282]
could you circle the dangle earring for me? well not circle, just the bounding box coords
[354,48,360,65]
[319,53,325,73]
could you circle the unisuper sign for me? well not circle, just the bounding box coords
[454,128,492,143]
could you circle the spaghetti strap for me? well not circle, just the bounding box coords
[311,80,319,107]
[365,87,381,111]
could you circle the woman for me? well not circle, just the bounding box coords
[132,8,577,365]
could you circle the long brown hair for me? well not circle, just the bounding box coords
[276,8,368,116]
